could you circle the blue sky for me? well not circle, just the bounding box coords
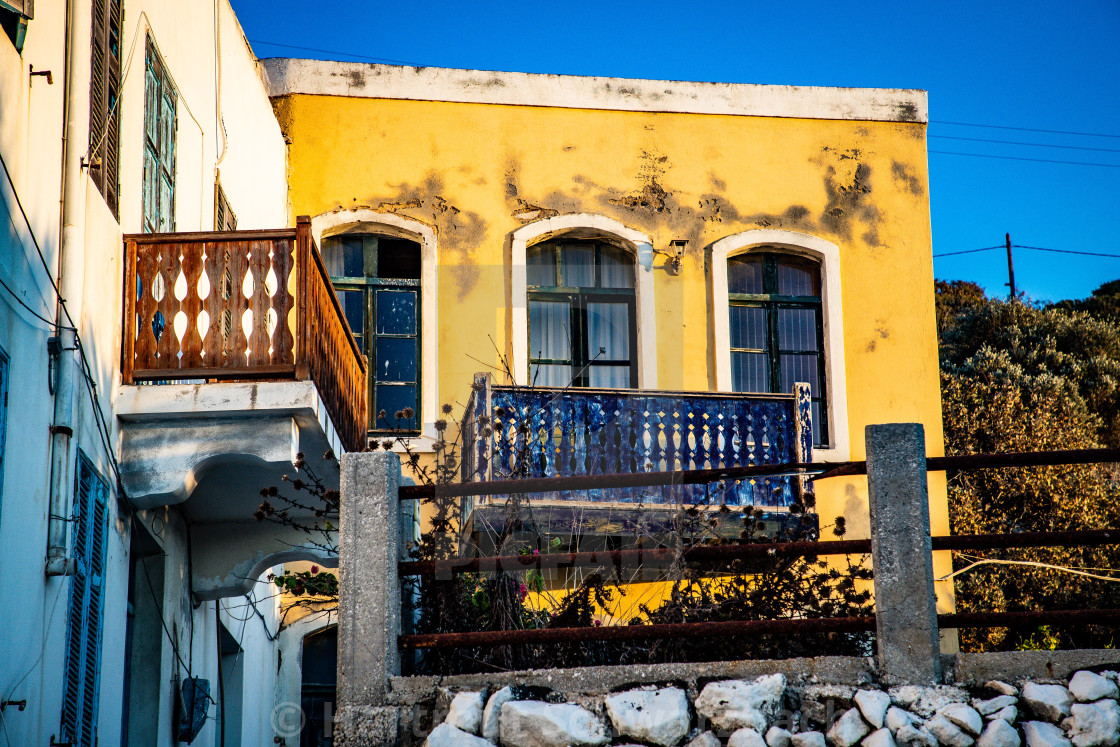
[230,0,1120,304]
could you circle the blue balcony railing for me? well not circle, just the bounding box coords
[461,374,813,510]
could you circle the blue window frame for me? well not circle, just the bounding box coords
[323,234,422,433]
[142,37,176,234]
[61,453,110,746]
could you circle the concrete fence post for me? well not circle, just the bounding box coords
[866,423,942,685]
[337,451,402,709]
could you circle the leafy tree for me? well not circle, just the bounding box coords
[938,283,1120,650]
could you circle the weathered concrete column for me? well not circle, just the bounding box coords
[866,423,942,685]
[337,451,402,708]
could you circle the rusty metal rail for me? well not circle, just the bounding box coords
[399,447,1120,501]
[398,615,876,650]
[400,530,1120,578]
[399,538,872,577]
[941,609,1120,629]
[398,609,1120,650]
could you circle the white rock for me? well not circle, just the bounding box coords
[940,704,985,736]
[604,687,691,747]
[1022,721,1072,747]
[731,728,771,747]
[975,698,1020,717]
[856,692,892,729]
[894,724,937,747]
[482,687,515,744]
[976,719,1021,747]
[499,701,610,747]
[447,691,486,735]
[827,708,872,747]
[768,726,794,747]
[792,732,829,747]
[988,706,1019,724]
[687,733,722,747]
[696,675,787,733]
[425,722,494,747]
[862,728,897,747]
[890,687,970,719]
[987,683,1021,698]
[1070,673,1120,704]
[926,714,975,747]
[1063,700,1120,747]
[1023,684,1074,723]
[886,707,918,734]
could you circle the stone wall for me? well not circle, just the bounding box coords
[334,651,1120,747]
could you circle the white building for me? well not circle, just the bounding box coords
[0,2,353,745]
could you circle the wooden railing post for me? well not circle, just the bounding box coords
[294,215,312,381]
[121,238,138,384]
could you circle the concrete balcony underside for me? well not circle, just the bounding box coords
[117,380,344,599]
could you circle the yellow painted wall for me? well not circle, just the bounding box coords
[273,92,954,621]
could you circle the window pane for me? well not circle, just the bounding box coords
[559,243,594,287]
[780,353,820,394]
[531,363,571,387]
[335,289,365,345]
[777,308,819,351]
[729,305,767,349]
[528,300,571,361]
[375,290,416,335]
[323,237,364,278]
[526,246,555,287]
[587,302,630,361]
[776,256,821,296]
[158,173,173,232]
[589,365,630,388]
[811,400,823,446]
[731,351,769,392]
[598,245,634,289]
[375,337,416,383]
[375,384,417,429]
[159,93,175,170]
[728,256,764,294]
[377,238,421,279]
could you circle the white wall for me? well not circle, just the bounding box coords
[0,1,289,744]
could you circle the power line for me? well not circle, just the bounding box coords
[932,120,1120,140]
[1015,244,1120,259]
[932,246,1003,259]
[929,149,1120,169]
[247,39,425,67]
[929,134,1120,155]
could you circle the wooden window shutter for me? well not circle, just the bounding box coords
[61,455,109,745]
[88,0,122,217]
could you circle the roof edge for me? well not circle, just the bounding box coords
[261,58,928,124]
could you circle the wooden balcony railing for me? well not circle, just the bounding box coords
[122,216,368,451]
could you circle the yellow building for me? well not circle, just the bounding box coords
[264,60,953,622]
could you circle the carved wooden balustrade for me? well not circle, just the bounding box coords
[122,216,368,451]
[461,373,813,510]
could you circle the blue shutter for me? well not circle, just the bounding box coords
[61,454,109,746]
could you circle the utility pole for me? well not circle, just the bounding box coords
[1005,233,1016,300]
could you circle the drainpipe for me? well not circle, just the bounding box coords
[45,0,90,576]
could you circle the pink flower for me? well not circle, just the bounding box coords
[518,583,528,601]
[594,619,602,627]
[310,565,320,574]
[532,549,540,556]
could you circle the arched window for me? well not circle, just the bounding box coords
[727,251,826,444]
[711,229,849,459]
[322,233,422,433]
[526,239,637,388]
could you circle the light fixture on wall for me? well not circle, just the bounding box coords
[653,239,687,273]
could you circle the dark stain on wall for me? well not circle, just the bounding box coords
[891,160,925,197]
[865,324,890,352]
[818,151,881,247]
[896,102,920,122]
[358,172,487,299]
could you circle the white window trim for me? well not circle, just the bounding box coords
[511,214,658,389]
[711,229,850,462]
[310,210,439,450]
